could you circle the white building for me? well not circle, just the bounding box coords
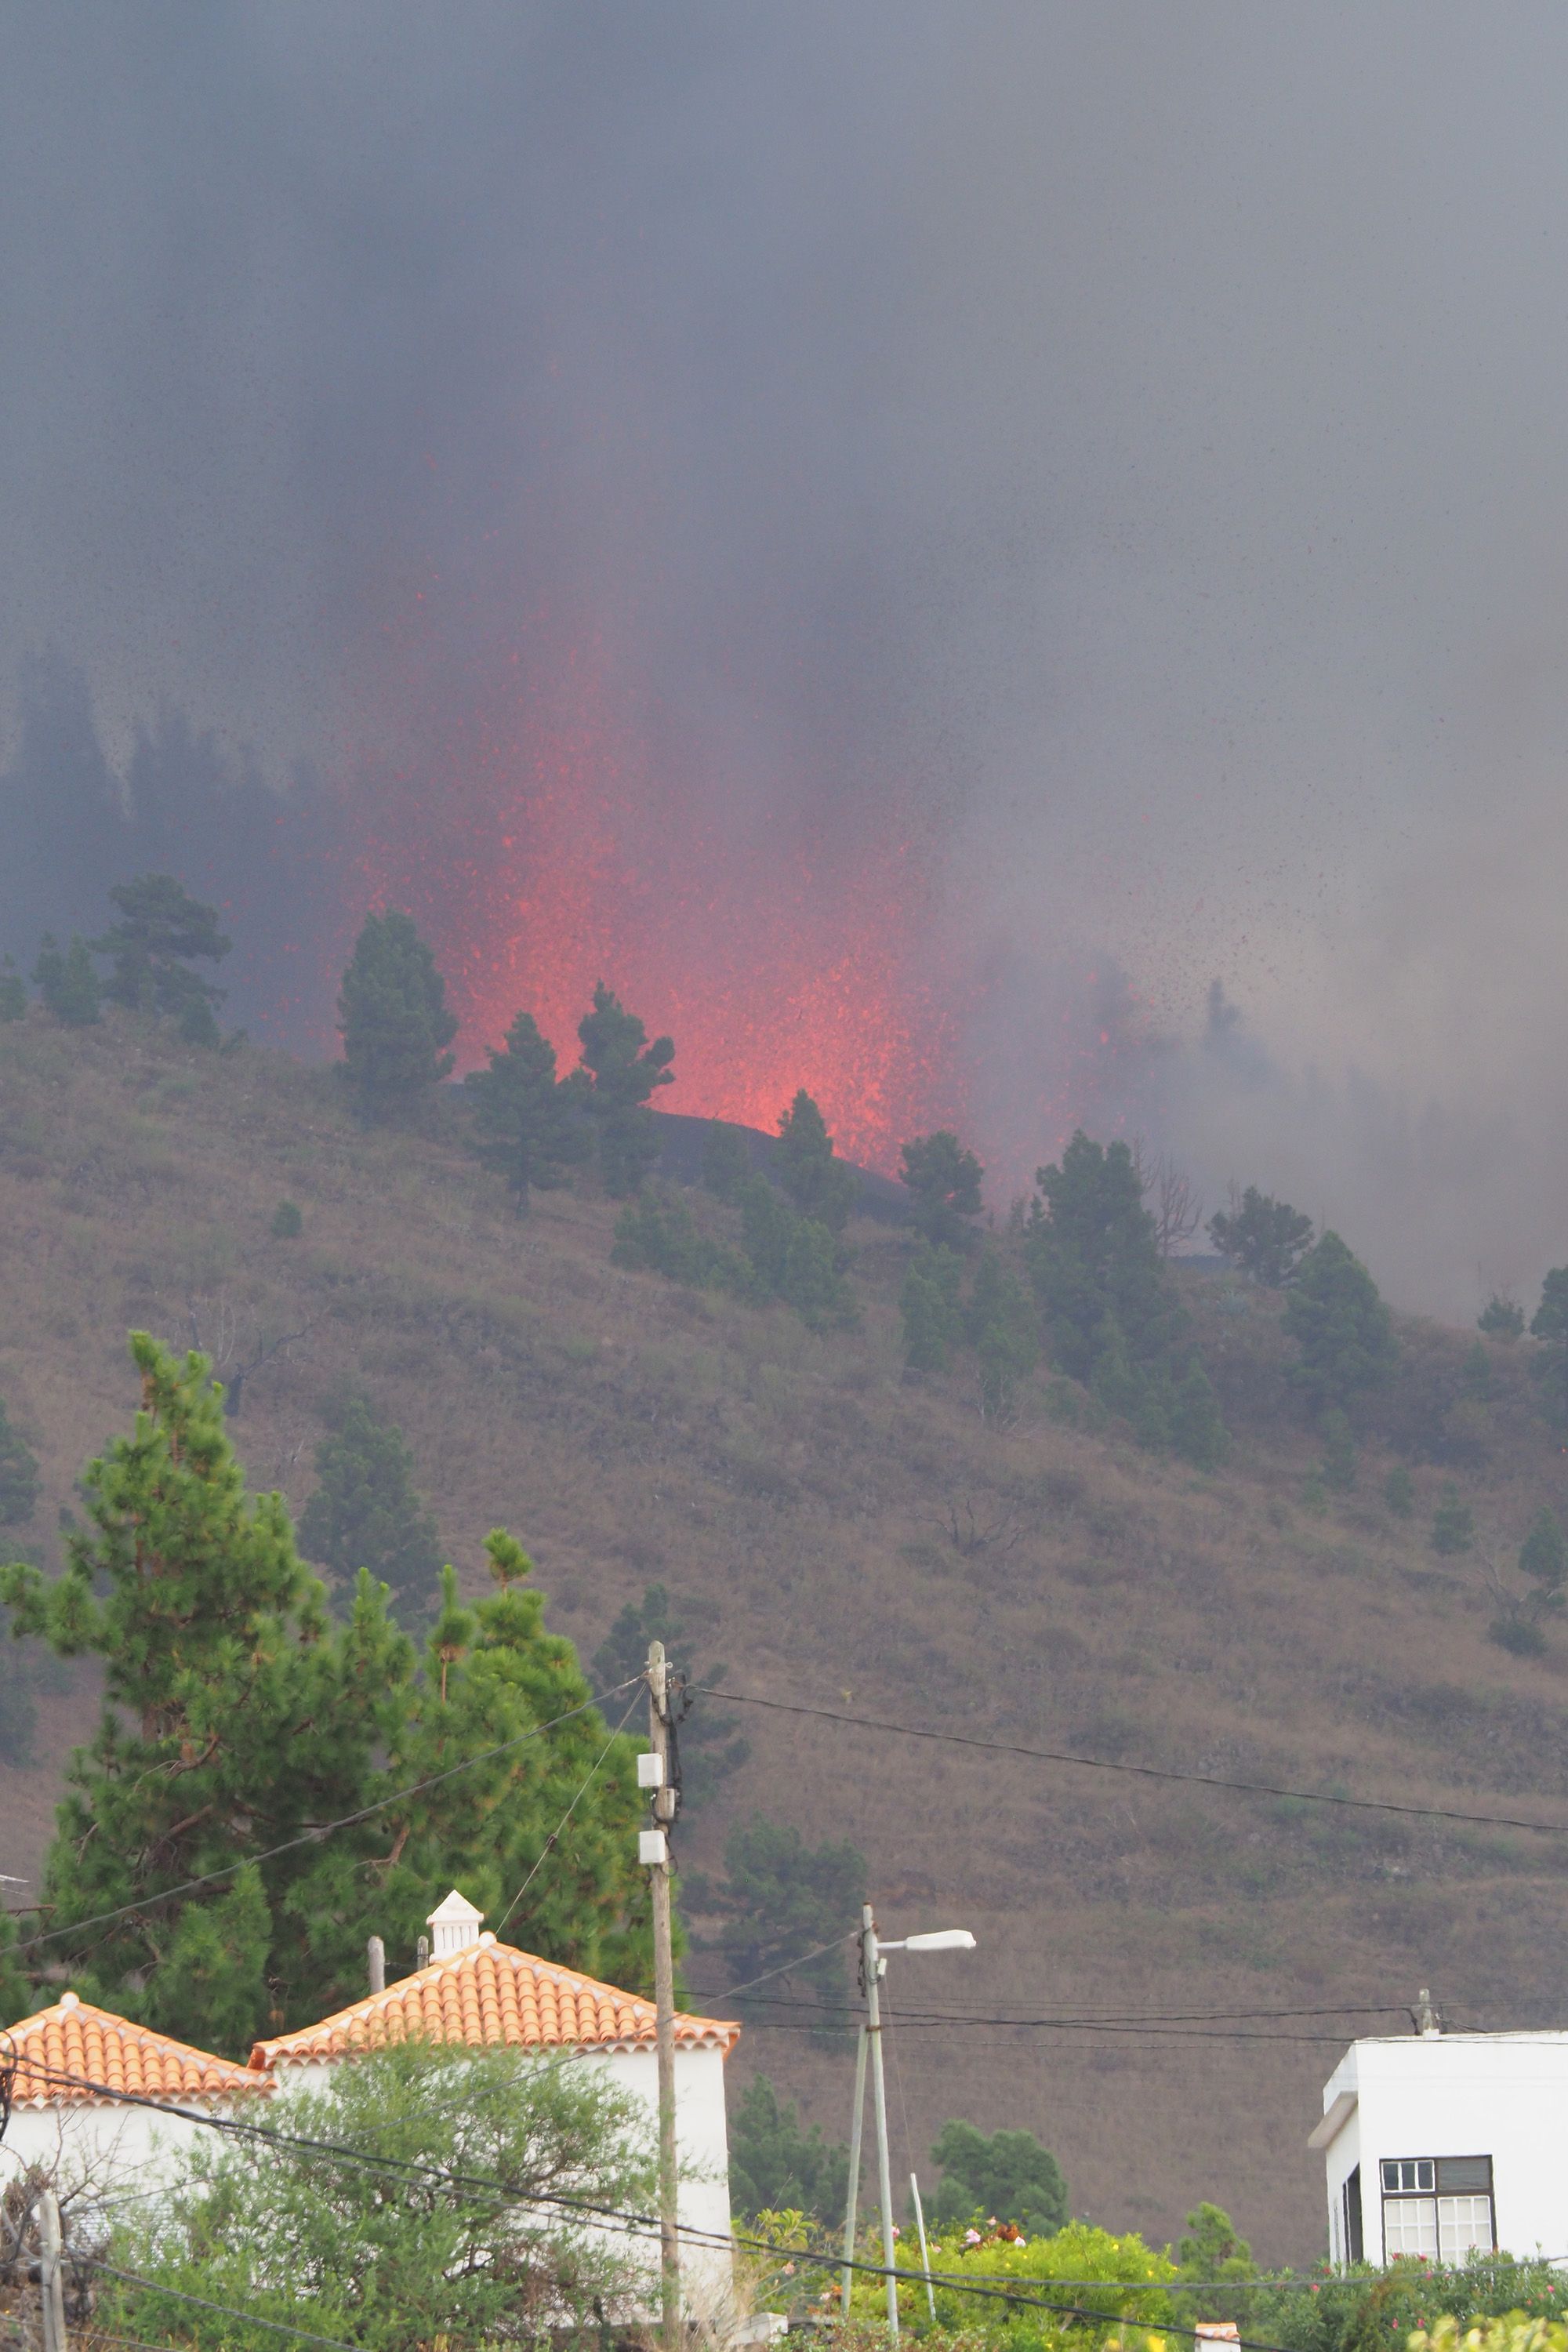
[1312,2024,1568,2265]
[0,1989,270,2181]
[249,1892,740,2309]
[0,1891,740,2320]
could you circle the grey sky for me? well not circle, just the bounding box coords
[4,4,1566,1312]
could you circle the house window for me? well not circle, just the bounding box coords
[1380,2157,1494,2261]
[1342,2165,1363,2263]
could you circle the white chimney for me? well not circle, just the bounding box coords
[426,1889,485,1959]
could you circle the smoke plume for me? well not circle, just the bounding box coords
[5,4,1568,1314]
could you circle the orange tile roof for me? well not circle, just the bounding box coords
[3,1991,270,2107]
[249,1933,741,2070]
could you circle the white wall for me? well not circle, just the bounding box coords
[1318,2034,1568,2265]
[0,2100,248,2198]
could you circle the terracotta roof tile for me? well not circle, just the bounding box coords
[4,1992,270,2108]
[249,1933,740,2070]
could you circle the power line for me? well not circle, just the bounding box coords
[35,2056,1306,2352]
[494,1690,642,1936]
[31,2052,1548,2352]
[692,1685,1568,1835]
[691,1929,857,2004]
[11,1679,640,1957]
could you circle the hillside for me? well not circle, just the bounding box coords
[1,1010,1566,2265]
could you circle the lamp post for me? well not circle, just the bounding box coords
[840,1907,976,2339]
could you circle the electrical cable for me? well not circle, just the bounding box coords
[691,1685,1568,1835]
[494,1690,642,1936]
[686,1929,858,2005]
[25,2054,1559,2352]
[10,1678,641,1958]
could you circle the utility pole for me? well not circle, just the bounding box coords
[837,2020,868,2321]
[838,1918,973,2338]
[840,1906,902,2338]
[643,1639,680,2352]
[38,2189,65,2352]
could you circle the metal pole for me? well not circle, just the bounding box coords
[863,1906,901,2340]
[38,2190,65,2352]
[838,2022,869,2321]
[910,2172,937,2324]
[647,1640,680,2352]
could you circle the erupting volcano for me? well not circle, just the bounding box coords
[354,637,973,1174]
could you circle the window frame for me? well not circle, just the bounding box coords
[1378,2154,1495,2262]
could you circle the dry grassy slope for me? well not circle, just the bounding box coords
[2,1012,1567,2263]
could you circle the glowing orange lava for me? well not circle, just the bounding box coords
[352,631,969,1172]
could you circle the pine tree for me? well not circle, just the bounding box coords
[0,1334,399,2049]
[899,1131,985,1249]
[32,934,100,1026]
[1168,1359,1229,1470]
[1319,1406,1357,1492]
[297,1392,446,1622]
[93,873,230,1044]
[966,1247,1040,1419]
[466,1009,580,1211]
[1028,1132,1187,1382]
[928,2119,1069,2238]
[337,910,458,1120]
[734,1177,852,1327]
[729,2075,849,2225]
[774,1091,858,1233]
[1519,1508,1567,1620]
[1207,1188,1314,1287]
[1384,1464,1414,1517]
[1282,1231,1398,1408]
[0,958,24,1022]
[1478,1294,1526,1341]
[0,1342,652,2043]
[701,1120,751,1202]
[900,1244,964,1374]
[0,1399,39,1526]
[573,983,674,1196]
[1431,1482,1475,1556]
[1530,1269,1568,1426]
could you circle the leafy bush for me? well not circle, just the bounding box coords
[106,2042,656,2350]
[269,1199,303,1240]
[1478,1294,1526,1341]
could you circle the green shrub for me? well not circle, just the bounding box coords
[270,1200,304,1240]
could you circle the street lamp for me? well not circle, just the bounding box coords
[840,1904,976,2339]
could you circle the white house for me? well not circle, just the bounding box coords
[1312,2022,1568,2265]
[0,1988,271,2181]
[249,1892,741,2309]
